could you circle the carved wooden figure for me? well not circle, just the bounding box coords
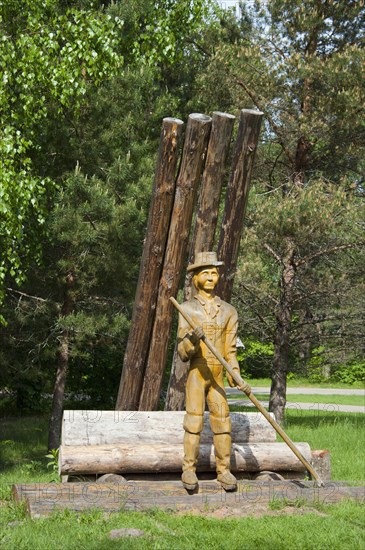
[177,252,251,491]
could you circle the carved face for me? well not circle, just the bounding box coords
[193,267,219,292]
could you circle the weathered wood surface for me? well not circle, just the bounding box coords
[59,442,311,475]
[216,109,263,302]
[61,410,276,446]
[116,117,184,411]
[138,114,213,411]
[13,481,365,518]
[166,111,236,412]
[185,111,236,289]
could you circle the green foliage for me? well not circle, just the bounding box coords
[45,448,60,482]
[133,0,212,67]
[237,339,274,378]
[332,361,365,385]
[210,0,365,392]
[0,0,123,311]
[306,348,365,385]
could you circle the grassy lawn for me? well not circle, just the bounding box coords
[1,501,364,550]
[230,393,365,407]
[1,412,364,549]
[231,408,365,483]
[284,410,364,483]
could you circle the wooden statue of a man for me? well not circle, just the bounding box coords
[177,252,250,491]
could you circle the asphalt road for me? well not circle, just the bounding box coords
[226,386,365,413]
[226,387,365,395]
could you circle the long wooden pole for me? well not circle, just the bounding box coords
[116,118,184,410]
[170,296,324,487]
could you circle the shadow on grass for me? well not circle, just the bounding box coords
[0,416,49,474]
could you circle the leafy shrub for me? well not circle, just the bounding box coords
[332,361,365,384]
[237,339,274,378]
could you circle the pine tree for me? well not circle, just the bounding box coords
[193,0,365,422]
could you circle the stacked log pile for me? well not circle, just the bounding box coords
[115,109,263,412]
[59,410,312,477]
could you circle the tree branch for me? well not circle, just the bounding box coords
[237,281,279,308]
[295,242,365,267]
[263,243,282,264]
[233,75,295,165]
[6,288,47,302]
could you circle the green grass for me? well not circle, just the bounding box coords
[1,413,364,549]
[284,410,365,483]
[229,407,365,483]
[0,416,53,501]
[0,501,364,549]
[286,394,363,406]
[230,393,365,407]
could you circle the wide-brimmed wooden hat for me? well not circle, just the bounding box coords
[187,252,224,272]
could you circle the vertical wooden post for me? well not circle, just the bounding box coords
[138,114,212,411]
[115,118,184,411]
[216,109,263,302]
[165,111,236,411]
[186,112,236,288]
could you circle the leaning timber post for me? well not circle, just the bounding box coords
[216,109,263,302]
[115,118,184,411]
[138,113,212,411]
[165,111,236,411]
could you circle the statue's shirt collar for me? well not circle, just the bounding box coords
[194,294,221,319]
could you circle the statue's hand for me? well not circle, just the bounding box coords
[226,369,238,388]
[237,380,251,394]
[192,325,204,341]
[227,369,251,394]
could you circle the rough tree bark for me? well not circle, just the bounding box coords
[165,111,236,411]
[115,118,184,411]
[269,239,296,425]
[138,113,212,411]
[48,272,75,450]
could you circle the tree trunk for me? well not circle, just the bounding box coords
[269,239,296,425]
[115,118,184,410]
[165,111,236,411]
[216,109,263,302]
[138,113,212,411]
[48,273,75,450]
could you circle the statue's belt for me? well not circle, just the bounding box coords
[189,359,224,369]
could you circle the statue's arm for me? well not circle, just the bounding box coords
[225,308,240,372]
[177,311,201,362]
[224,308,251,393]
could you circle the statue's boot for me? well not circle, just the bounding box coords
[214,433,237,491]
[181,432,200,491]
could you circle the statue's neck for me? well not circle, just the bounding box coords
[197,289,215,301]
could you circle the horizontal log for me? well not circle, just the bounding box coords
[14,481,363,518]
[61,410,276,446]
[59,442,311,475]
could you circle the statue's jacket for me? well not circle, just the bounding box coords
[177,293,240,371]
